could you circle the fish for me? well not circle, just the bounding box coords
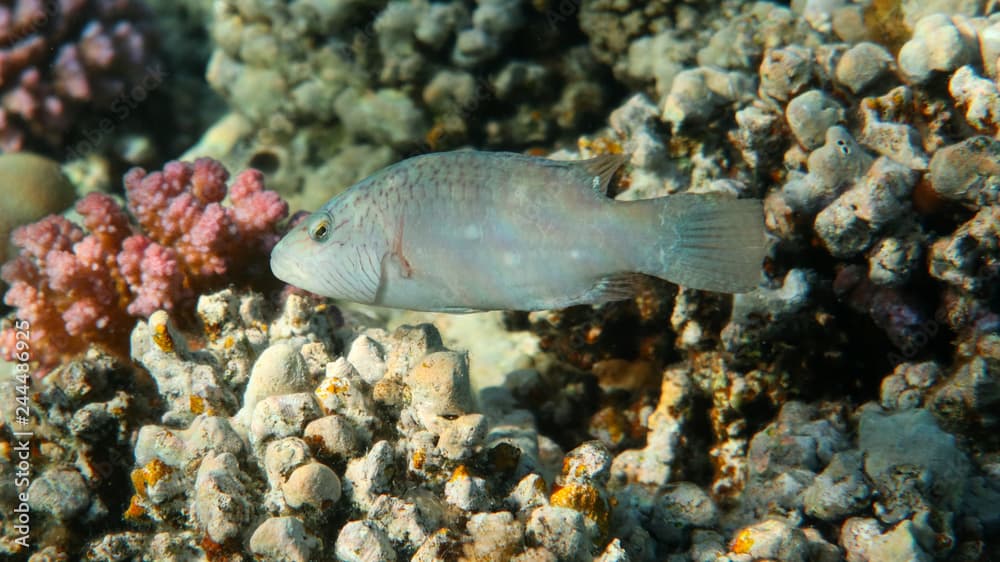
[270,150,766,312]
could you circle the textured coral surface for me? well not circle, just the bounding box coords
[0,0,157,153]
[0,158,287,370]
[1,1,1000,561]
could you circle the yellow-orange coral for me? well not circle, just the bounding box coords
[550,483,610,536]
[412,449,427,471]
[152,322,175,353]
[130,458,172,498]
[190,394,213,415]
[315,378,350,400]
[449,464,470,483]
[577,136,624,156]
[123,495,146,521]
[731,528,755,554]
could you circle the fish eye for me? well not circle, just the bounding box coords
[309,214,331,242]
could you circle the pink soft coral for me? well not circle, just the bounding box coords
[124,159,287,281]
[1,158,288,371]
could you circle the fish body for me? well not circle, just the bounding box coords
[270,151,765,312]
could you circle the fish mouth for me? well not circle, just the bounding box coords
[270,232,332,297]
[270,237,306,287]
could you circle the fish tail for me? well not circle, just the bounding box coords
[637,194,766,293]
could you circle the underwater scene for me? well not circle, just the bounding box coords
[0,0,999,560]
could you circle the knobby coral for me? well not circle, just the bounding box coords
[0,0,157,152]
[0,158,288,370]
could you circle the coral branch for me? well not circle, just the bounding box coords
[1,158,288,372]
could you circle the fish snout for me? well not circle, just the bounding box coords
[270,238,302,286]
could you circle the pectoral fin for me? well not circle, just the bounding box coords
[391,215,413,278]
[374,218,414,305]
[582,272,648,304]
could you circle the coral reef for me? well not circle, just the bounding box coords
[508,3,1000,560]
[0,0,158,153]
[2,0,1000,561]
[189,0,616,211]
[0,348,154,561]
[5,285,988,561]
[0,158,287,371]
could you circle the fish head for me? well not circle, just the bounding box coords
[270,206,349,296]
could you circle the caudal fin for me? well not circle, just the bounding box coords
[644,194,766,293]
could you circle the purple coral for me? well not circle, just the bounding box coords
[1,158,288,371]
[833,264,930,356]
[0,0,156,152]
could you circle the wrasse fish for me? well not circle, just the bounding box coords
[270,151,765,312]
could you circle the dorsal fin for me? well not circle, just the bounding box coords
[576,153,627,196]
